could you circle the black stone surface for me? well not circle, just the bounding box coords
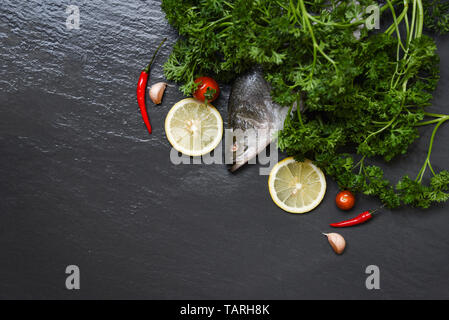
[1,0,448,299]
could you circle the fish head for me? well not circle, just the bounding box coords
[227,127,274,172]
[227,68,290,172]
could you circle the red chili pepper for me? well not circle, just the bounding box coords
[330,210,373,228]
[137,38,167,134]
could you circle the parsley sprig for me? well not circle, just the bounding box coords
[162,0,449,208]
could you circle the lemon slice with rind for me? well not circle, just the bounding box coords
[268,157,326,214]
[165,98,223,157]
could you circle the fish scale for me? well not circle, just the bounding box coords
[228,68,288,172]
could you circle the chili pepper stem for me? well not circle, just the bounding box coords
[370,204,386,215]
[143,38,167,73]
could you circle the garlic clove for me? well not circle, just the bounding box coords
[324,233,346,255]
[149,82,167,104]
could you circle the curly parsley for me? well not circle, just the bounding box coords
[162,0,449,208]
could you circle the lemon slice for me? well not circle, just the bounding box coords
[268,157,326,214]
[165,98,223,157]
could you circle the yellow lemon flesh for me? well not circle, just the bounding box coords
[165,98,223,157]
[268,157,326,214]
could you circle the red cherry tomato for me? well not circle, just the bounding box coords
[336,190,355,211]
[193,77,220,103]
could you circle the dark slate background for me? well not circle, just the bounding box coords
[1,0,448,300]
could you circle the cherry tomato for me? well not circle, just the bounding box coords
[193,77,220,103]
[335,190,355,211]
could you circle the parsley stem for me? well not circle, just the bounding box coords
[366,82,407,143]
[284,102,294,128]
[428,161,436,176]
[297,95,304,127]
[416,117,449,182]
[408,0,417,46]
[423,112,449,118]
[386,0,407,51]
[364,116,396,142]
[223,1,234,9]
[388,1,414,90]
[381,0,401,12]
[416,116,449,126]
[385,3,409,36]
[206,15,232,29]
[404,1,410,43]
[306,13,365,28]
[289,0,300,24]
[353,156,366,174]
[359,159,365,175]
[298,0,338,73]
[415,0,424,38]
